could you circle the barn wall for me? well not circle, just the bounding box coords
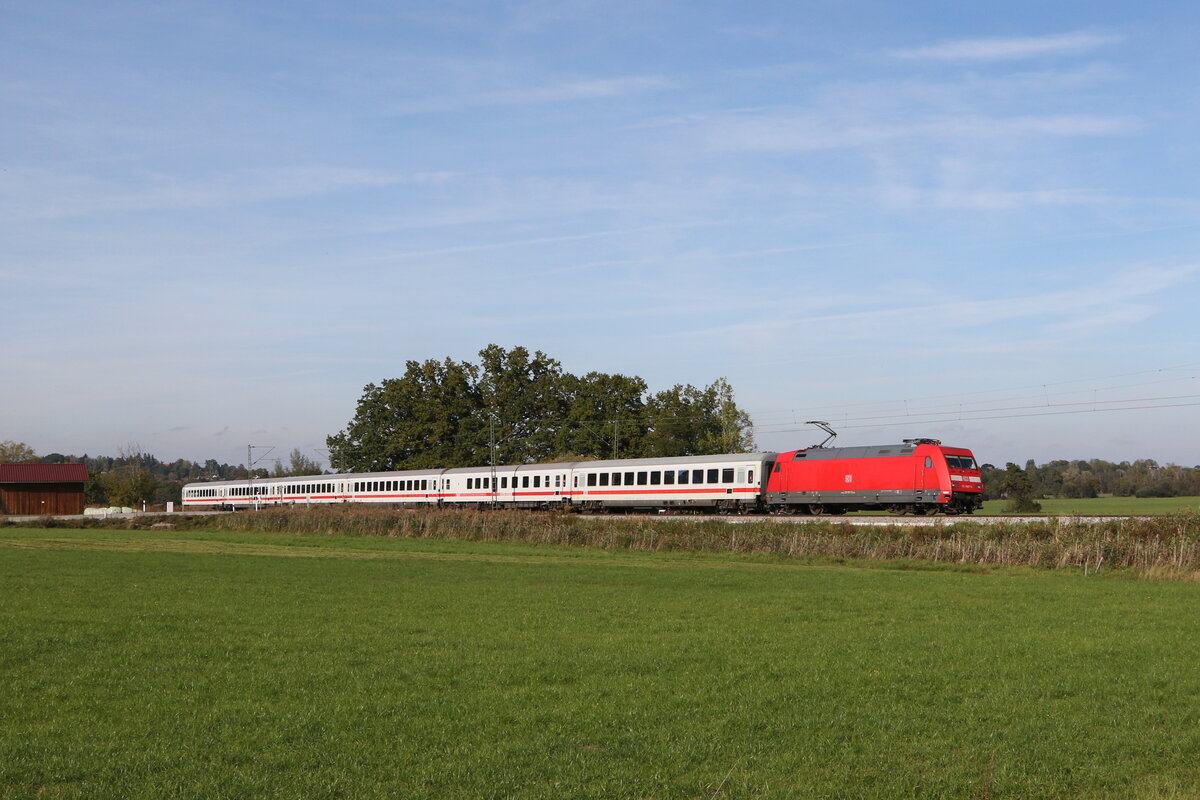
[0,483,85,515]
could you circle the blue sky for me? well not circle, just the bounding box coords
[4,0,1199,469]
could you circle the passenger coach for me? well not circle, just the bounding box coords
[182,453,775,512]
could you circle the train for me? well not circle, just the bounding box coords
[182,436,984,516]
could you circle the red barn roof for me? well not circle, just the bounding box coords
[0,463,90,483]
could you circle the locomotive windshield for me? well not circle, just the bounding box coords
[945,455,978,470]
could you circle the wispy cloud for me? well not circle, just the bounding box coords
[0,166,426,220]
[877,185,1112,211]
[698,111,1136,152]
[894,31,1120,61]
[395,75,672,114]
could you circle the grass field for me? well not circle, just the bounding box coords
[3,527,1200,799]
[980,495,1200,516]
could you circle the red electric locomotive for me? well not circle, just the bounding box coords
[765,433,983,515]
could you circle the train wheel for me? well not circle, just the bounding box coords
[806,504,824,516]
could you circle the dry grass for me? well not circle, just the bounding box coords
[15,506,1200,578]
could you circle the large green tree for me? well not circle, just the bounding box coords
[326,345,757,472]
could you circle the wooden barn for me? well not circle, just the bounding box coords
[0,463,89,515]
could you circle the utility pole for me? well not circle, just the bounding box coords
[247,444,275,510]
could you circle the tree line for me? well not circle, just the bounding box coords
[0,441,324,508]
[981,458,1200,512]
[326,345,755,472]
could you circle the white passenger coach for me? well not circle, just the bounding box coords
[182,452,777,514]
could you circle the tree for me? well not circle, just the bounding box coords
[476,345,569,464]
[272,449,324,477]
[96,444,158,507]
[0,440,37,463]
[327,356,483,472]
[555,371,648,459]
[326,345,756,471]
[1001,463,1042,513]
[703,377,756,454]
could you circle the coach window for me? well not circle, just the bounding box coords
[707,469,719,484]
[599,473,609,486]
[663,470,674,485]
[625,471,635,485]
[587,473,597,486]
[678,470,689,484]
[637,472,647,486]
[612,473,621,486]
[533,476,541,488]
[521,476,529,488]
[722,468,735,484]
[748,469,754,484]
[650,471,661,485]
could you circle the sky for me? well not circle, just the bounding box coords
[4,0,1199,470]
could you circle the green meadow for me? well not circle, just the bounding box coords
[980,495,1200,516]
[3,527,1200,799]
